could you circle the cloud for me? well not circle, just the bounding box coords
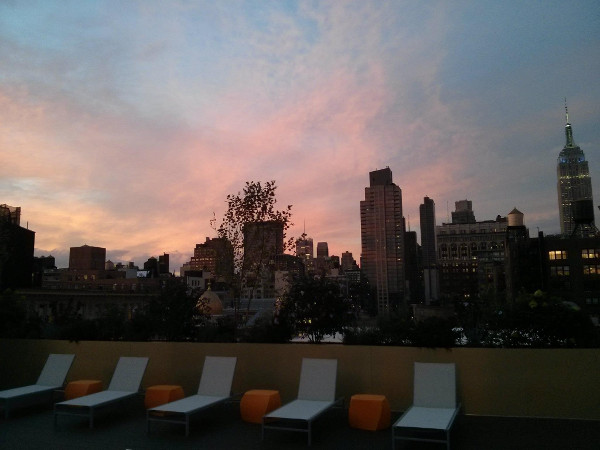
[2,1,600,272]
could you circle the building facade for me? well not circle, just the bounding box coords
[437,202,507,301]
[557,106,595,236]
[360,167,405,314]
[420,196,439,303]
[69,245,106,271]
[295,236,314,272]
[243,221,284,273]
[189,237,234,282]
[0,204,35,289]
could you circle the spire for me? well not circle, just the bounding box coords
[564,98,575,148]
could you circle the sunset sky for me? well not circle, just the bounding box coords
[2,1,599,273]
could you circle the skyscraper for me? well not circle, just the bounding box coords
[420,196,439,303]
[557,105,595,236]
[190,237,234,281]
[243,220,284,272]
[360,167,405,314]
[295,236,314,272]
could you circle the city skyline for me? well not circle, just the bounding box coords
[2,1,599,272]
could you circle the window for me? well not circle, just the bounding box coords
[549,250,568,260]
[582,249,600,259]
[583,265,600,275]
[550,266,570,276]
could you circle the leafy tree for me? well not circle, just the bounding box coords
[280,276,355,343]
[146,279,208,341]
[214,180,294,321]
[0,289,38,338]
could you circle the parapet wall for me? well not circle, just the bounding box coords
[0,339,597,420]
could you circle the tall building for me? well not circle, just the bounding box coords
[360,167,405,314]
[557,105,595,236]
[437,202,507,301]
[420,196,439,303]
[69,245,106,270]
[296,236,314,272]
[243,221,284,272]
[341,251,357,272]
[314,241,331,274]
[316,242,329,258]
[0,204,35,289]
[452,200,476,224]
[190,237,234,281]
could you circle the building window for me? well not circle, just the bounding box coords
[582,249,600,259]
[549,250,568,260]
[550,266,570,276]
[583,265,600,275]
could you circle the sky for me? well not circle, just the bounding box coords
[1,1,599,273]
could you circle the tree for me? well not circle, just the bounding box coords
[280,276,355,343]
[145,279,207,341]
[215,180,294,321]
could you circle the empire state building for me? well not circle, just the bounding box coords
[557,105,595,236]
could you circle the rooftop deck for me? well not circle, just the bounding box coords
[1,399,599,450]
[1,339,599,449]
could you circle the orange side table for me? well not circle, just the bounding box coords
[64,380,103,400]
[348,394,391,431]
[144,385,185,409]
[240,389,281,424]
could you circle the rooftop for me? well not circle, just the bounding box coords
[2,401,599,450]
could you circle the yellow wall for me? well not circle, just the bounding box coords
[0,339,597,420]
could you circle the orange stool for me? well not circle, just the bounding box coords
[144,385,185,409]
[348,394,391,431]
[64,380,103,400]
[240,390,281,424]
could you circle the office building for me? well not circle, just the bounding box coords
[189,237,234,282]
[557,106,595,236]
[0,204,35,289]
[296,236,314,272]
[420,196,439,303]
[360,167,405,314]
[452,200,476,224]
[243,221,284,273]
[437,202,507,301]
[69,245,106,271]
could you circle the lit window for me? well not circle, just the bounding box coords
[549,250,568,260]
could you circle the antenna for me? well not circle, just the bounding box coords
[564,97,569,123]
[407,214,411,232]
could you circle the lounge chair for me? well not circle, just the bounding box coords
[262,358,341,446]
[392,362,460,450]
[54,356,148,429]
[146,355,237,436]
[0,353,75,419]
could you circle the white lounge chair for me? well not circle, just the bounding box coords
[54,356,148,429]
[392,362,460,450]
[147,356,237,436]
[262,358,341,446]
[0,353,75,419]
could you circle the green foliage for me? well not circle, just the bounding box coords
[145,279,208,341]
[280,276,355,343]
[0,289,40,338]
[216,180,294,274]
[240,311,292,343]
[344,312,458,348]
[480,291,599,348]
